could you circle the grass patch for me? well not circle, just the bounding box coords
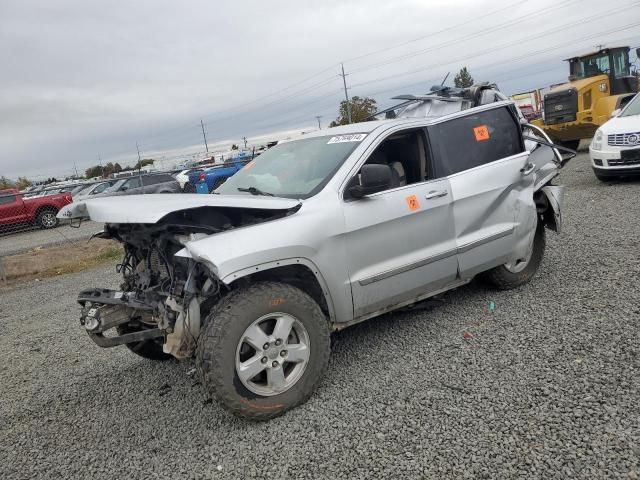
[0,239,123,287]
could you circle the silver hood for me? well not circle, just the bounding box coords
[57,193,301,224]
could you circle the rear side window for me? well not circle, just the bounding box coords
[428,106,524,178]
[125,177,142,189]
[143,174,173,185]
[0,194,16,205]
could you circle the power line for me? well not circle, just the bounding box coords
[341,0,529,65]
[348,12,640,90]
[348,0,579,75]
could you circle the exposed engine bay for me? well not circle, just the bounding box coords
[77,205,298,358]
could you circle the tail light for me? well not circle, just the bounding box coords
[65,195,72,203]
[199,173,206,182]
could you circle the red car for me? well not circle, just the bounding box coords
[0,188,73,230]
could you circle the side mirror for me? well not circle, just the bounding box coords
[348,164,392,199]
[610,108,621,118]
[120,186,128,191]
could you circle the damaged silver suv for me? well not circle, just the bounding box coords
[60,101,567,419]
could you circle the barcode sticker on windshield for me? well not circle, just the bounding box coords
[327,134,367,144]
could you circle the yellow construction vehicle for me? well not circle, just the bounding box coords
[532,46,639,150]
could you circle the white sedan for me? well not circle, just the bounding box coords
[589,93,640,181]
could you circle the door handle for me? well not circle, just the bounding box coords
[520,163,535,175]
[425,190,448,199]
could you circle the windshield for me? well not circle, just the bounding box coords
[106,179,126,192]
[215,135,365,198]
[620,93,640,117]
[570,54,610,79]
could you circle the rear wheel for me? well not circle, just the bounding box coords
[36,209,58,229]
[555,139,580,151]
[481,220,545,290]
[196,282,330,420]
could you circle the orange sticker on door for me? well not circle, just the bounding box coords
[473,125,490,142]
[406,194,420,211]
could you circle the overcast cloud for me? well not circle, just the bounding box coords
[1,0,638,179]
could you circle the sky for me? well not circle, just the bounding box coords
[1,0,639,180]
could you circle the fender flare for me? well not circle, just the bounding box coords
[220,257,337,322]
[539,185,565,234]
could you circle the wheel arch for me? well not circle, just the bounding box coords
[224,259,336,323]
[535,185,565,233]
[34,204,59,218]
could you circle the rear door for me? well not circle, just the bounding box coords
[428,105,536,278]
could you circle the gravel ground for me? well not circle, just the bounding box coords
[1,153,639,479]
[0,220,101,256]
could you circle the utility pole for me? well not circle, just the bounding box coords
[73,160,79,178]
[340,63,352,124]
[200,119,209,153]
[136,142,144,193]
[243,136,248,149]
[315,116,322,129]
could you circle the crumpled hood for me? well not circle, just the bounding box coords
[57,193,301,224]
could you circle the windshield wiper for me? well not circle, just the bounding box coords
[237,187,274,197]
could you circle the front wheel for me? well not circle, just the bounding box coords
[481,220,546,290]
[183,182,196,193]
[196,282,330,420]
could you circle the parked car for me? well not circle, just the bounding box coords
[184,156,250,193]
[1,188,72,230]
[60,100,567,420]
[589,92,640,181]
[95,173,181,197]
[73,180,118,200]
[173,169,192,190]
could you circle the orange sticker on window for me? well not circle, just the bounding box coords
[473,125,490,142]
[406,195,420,211]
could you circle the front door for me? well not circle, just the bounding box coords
[342,129,459,319]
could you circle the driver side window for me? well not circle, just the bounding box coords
[353,128,428,194]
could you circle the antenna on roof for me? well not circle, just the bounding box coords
[440,72,450,86]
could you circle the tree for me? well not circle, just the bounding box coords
[16,176,32,189]
[454,67,474,88]
[134,158,154,170]
[329,96,378,127]
[113,163,123,173]
[0,176,14,189]
[85,165,104,179]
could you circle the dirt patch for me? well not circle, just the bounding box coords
[0,239,122,287]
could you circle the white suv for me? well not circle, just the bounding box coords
[590,93,640,181]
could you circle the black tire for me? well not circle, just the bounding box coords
[36,209,58,229]
[183,182,196,193]
[209,177,226,193]
[196,282,330,420]
[481,220,546,290]
[555,139,580,152]
[116,324,173,361]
